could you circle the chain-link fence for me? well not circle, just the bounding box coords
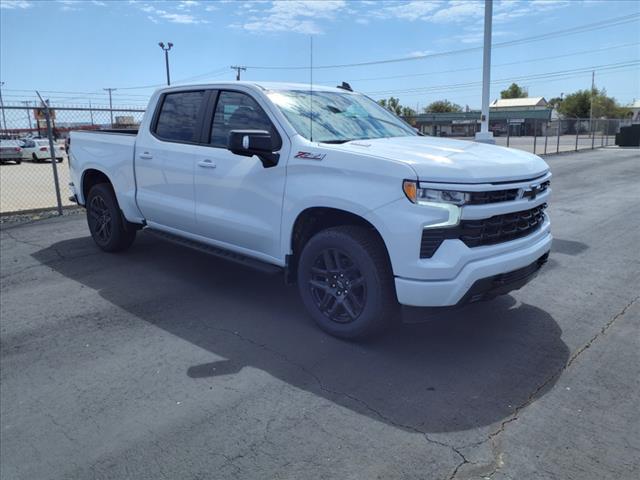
[402,116,632,155]
[0,105,145,215]
[0,105,633,215]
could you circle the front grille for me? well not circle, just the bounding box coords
[459,204,547,247]
[468,189,519,204]
[420,204,547,258]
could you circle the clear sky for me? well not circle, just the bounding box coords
[1,0,639,109]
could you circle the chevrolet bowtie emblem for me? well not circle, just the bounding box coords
[522,184,542,200]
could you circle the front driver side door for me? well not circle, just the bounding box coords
[194,90,288,263]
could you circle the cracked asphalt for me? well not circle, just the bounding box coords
[1,148,639,480]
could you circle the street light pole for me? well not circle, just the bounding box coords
[475,0,495,144]
[158,42,173,85]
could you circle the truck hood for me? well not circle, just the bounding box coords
[328,136,549,183]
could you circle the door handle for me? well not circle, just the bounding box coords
[139,152,153,160]
[198,159,217,169]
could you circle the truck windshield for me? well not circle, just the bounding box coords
[266,89,417,143]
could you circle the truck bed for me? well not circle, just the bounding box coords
[69,130,141,222]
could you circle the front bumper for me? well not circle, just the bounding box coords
[394,230,552,307]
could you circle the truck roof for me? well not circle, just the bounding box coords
[155,81,355,95]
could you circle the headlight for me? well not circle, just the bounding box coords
[402,180,470,206]
[402,180,464,229]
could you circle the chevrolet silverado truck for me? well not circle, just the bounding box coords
[68,82,551,338]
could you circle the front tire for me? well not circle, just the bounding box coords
[86,183,136,252]
[297,226,397,339]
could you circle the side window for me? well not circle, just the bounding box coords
[210,91,276,147]
[154,91,206,143]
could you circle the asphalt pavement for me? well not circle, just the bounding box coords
[1,147,638,480]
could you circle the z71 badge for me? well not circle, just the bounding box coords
[295,151,326,161]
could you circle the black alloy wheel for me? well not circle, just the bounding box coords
[297,225,397,338]
[88,194,112,245]
[86,183,137,252]
[308,248,367,323]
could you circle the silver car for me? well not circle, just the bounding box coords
[0,140,23,165]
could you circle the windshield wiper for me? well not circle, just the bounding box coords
[319,139,354,144]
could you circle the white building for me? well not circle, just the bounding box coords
[490,97,549,111]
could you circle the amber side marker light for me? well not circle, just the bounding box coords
[403,180,417,203]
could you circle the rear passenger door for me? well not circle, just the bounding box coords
[135,89,213,233]
[194,90,288,262]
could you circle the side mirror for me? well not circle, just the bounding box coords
[227,130,280,168]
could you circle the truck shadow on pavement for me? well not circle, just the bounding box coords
[34,232,569,434]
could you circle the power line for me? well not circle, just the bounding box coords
[315,42,640,85]
[366,61,640,96]
[243,13,640,70]
[395,66,639,102]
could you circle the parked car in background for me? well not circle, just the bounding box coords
[0,140,23,165]
[20,138,64,163]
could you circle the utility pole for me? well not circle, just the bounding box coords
[589,70,595,137]
[231,66,246,81]
[0,81,7,133]
[104,88,116,127]
[158,42,173,85]
[21,101,33,130]
[475,0,495,144]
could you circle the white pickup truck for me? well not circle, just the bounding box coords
[69,82,551,338]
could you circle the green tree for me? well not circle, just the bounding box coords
[547,97,563,110]
[401,106,416,117]
[500,83,528,99]
[377,97,416,117]
[557,90,590,118]
[377,97,403,115]
[557,88,629,118]
[424,100,462,113]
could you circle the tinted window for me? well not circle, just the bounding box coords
[210,91,276,147]
[155,91,206,142]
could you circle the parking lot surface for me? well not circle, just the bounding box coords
[1,148,638,479]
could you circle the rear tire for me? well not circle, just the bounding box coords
[86,183,136,252]
[297,225,397,339]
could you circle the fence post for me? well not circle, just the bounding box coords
[532,119,537,154]
[36,92,63,216]
[575,120,579,151]
[506,121,510,147]
[601,120,605,147]
[544,121,549,154]
[556,119,561,153]
[605,120,609,146]
[591,118,596,149]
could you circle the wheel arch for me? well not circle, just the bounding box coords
[81,168,113,204]
[286,206,393,283]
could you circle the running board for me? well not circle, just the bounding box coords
[146,228,283,275]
